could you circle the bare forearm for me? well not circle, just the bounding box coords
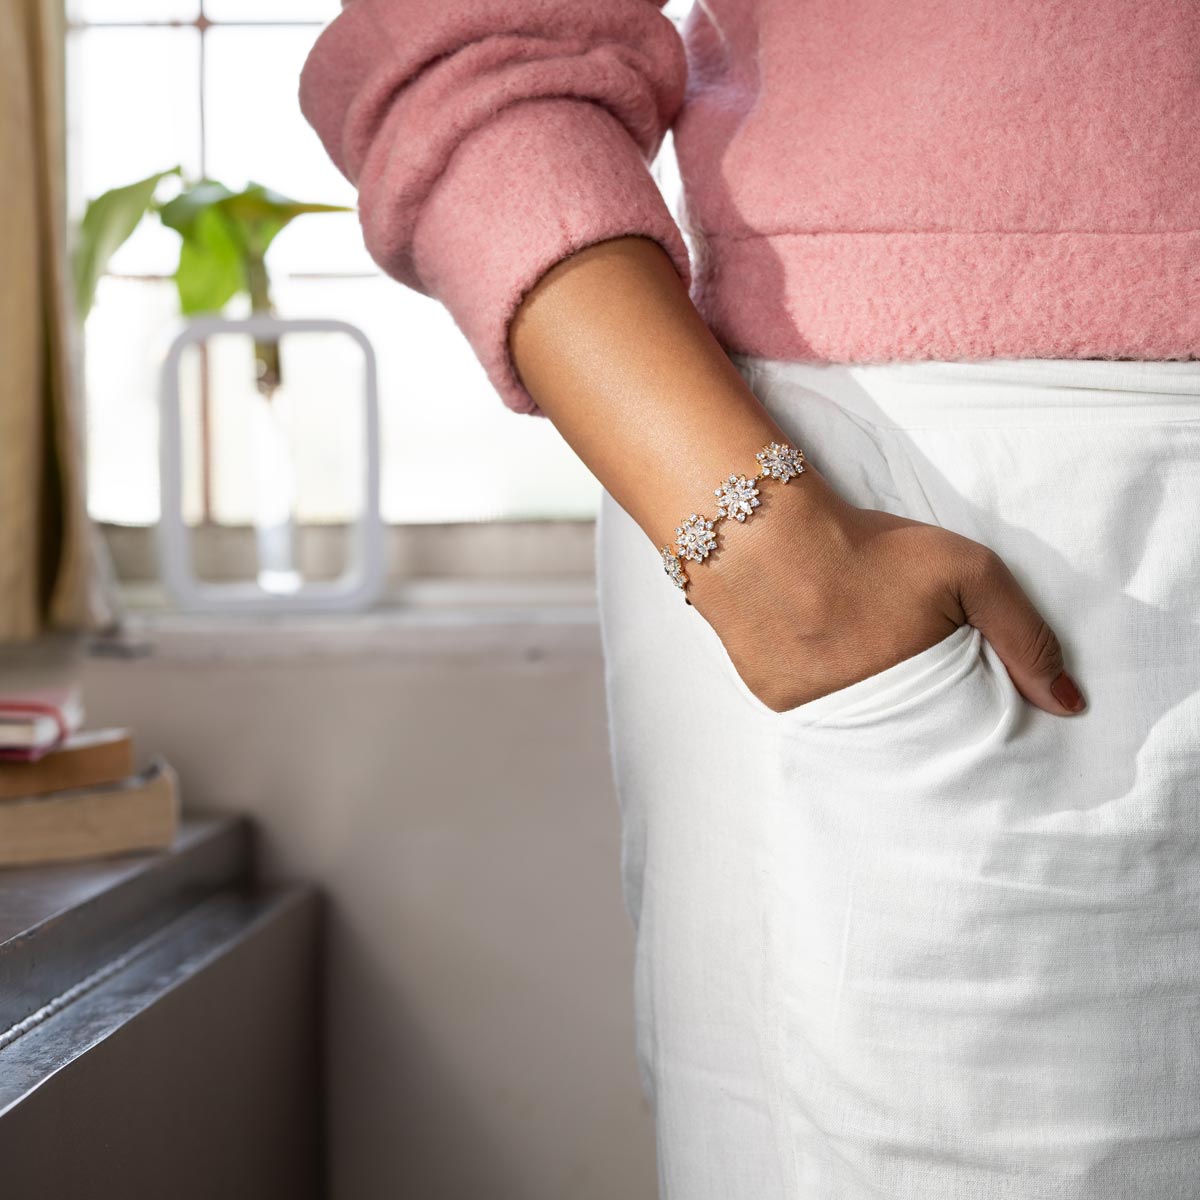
[507,234,842,608]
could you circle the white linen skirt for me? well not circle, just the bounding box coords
[594,353,1200,1199]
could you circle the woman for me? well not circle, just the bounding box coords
[300,2,1200,1194]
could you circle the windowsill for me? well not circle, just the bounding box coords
[84,519,610,664]
[99,519,599,587]
[89,577,602,665]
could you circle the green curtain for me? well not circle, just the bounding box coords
[0,0,120,643]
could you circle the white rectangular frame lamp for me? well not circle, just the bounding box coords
[157,314,386,613]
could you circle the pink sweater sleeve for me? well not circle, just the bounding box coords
[298,0,693,416]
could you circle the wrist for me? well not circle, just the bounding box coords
[681,463,854,618]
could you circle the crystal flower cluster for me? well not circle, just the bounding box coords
[756,441,806,483]
[714,474,761,522]
[674,513,718,563]
[659,442,807,602]
[660,546,688,590]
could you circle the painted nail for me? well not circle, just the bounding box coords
[1050,671,1086,714]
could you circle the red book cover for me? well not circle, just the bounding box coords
[0,684,86,763]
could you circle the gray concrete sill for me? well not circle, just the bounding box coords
[86,578,603,666]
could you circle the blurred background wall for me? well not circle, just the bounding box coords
[81,616,659,1200]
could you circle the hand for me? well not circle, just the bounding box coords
[685,469,1087,717]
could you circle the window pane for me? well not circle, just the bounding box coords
[83,278,178,525]
[84,276,601,527]
[203,25,368,275]
[70,0,199,21]
[271,278,601,523]
[67,27,200,276]
[75,20,602,529]
[205,0,337,19]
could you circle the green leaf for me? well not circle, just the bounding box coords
[157,177,351,314]
[221,181,352,260]
[174,206,244,315]
[238,180,351,220]
[72,166,180,318]
[157,179,237,239]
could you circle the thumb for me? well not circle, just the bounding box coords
[958,549,1087,717]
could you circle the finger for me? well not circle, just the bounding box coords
[957,549,1087,717]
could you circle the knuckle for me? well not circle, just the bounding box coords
[951,541,1006,610]
[964,542,1004,583]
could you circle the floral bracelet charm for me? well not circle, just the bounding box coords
[714,474,761,522]
[756,441,806,483]
[675,513,718,563]
[660,546,689,594]
[660,442,807,603]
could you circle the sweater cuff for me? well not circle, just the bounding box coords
[410,96,693,416]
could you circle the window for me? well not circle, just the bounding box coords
[67,0,689,540]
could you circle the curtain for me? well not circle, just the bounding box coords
[0,0,121,643]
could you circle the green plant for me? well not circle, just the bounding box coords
[73,169,350,391]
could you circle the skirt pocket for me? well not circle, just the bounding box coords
[697,608,1028,752]
[705,620,983,728]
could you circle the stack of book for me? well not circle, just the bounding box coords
[0,682,180,867]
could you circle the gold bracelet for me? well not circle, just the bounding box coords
[659,441,806,604]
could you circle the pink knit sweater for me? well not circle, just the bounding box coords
[299,1,1200,416]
